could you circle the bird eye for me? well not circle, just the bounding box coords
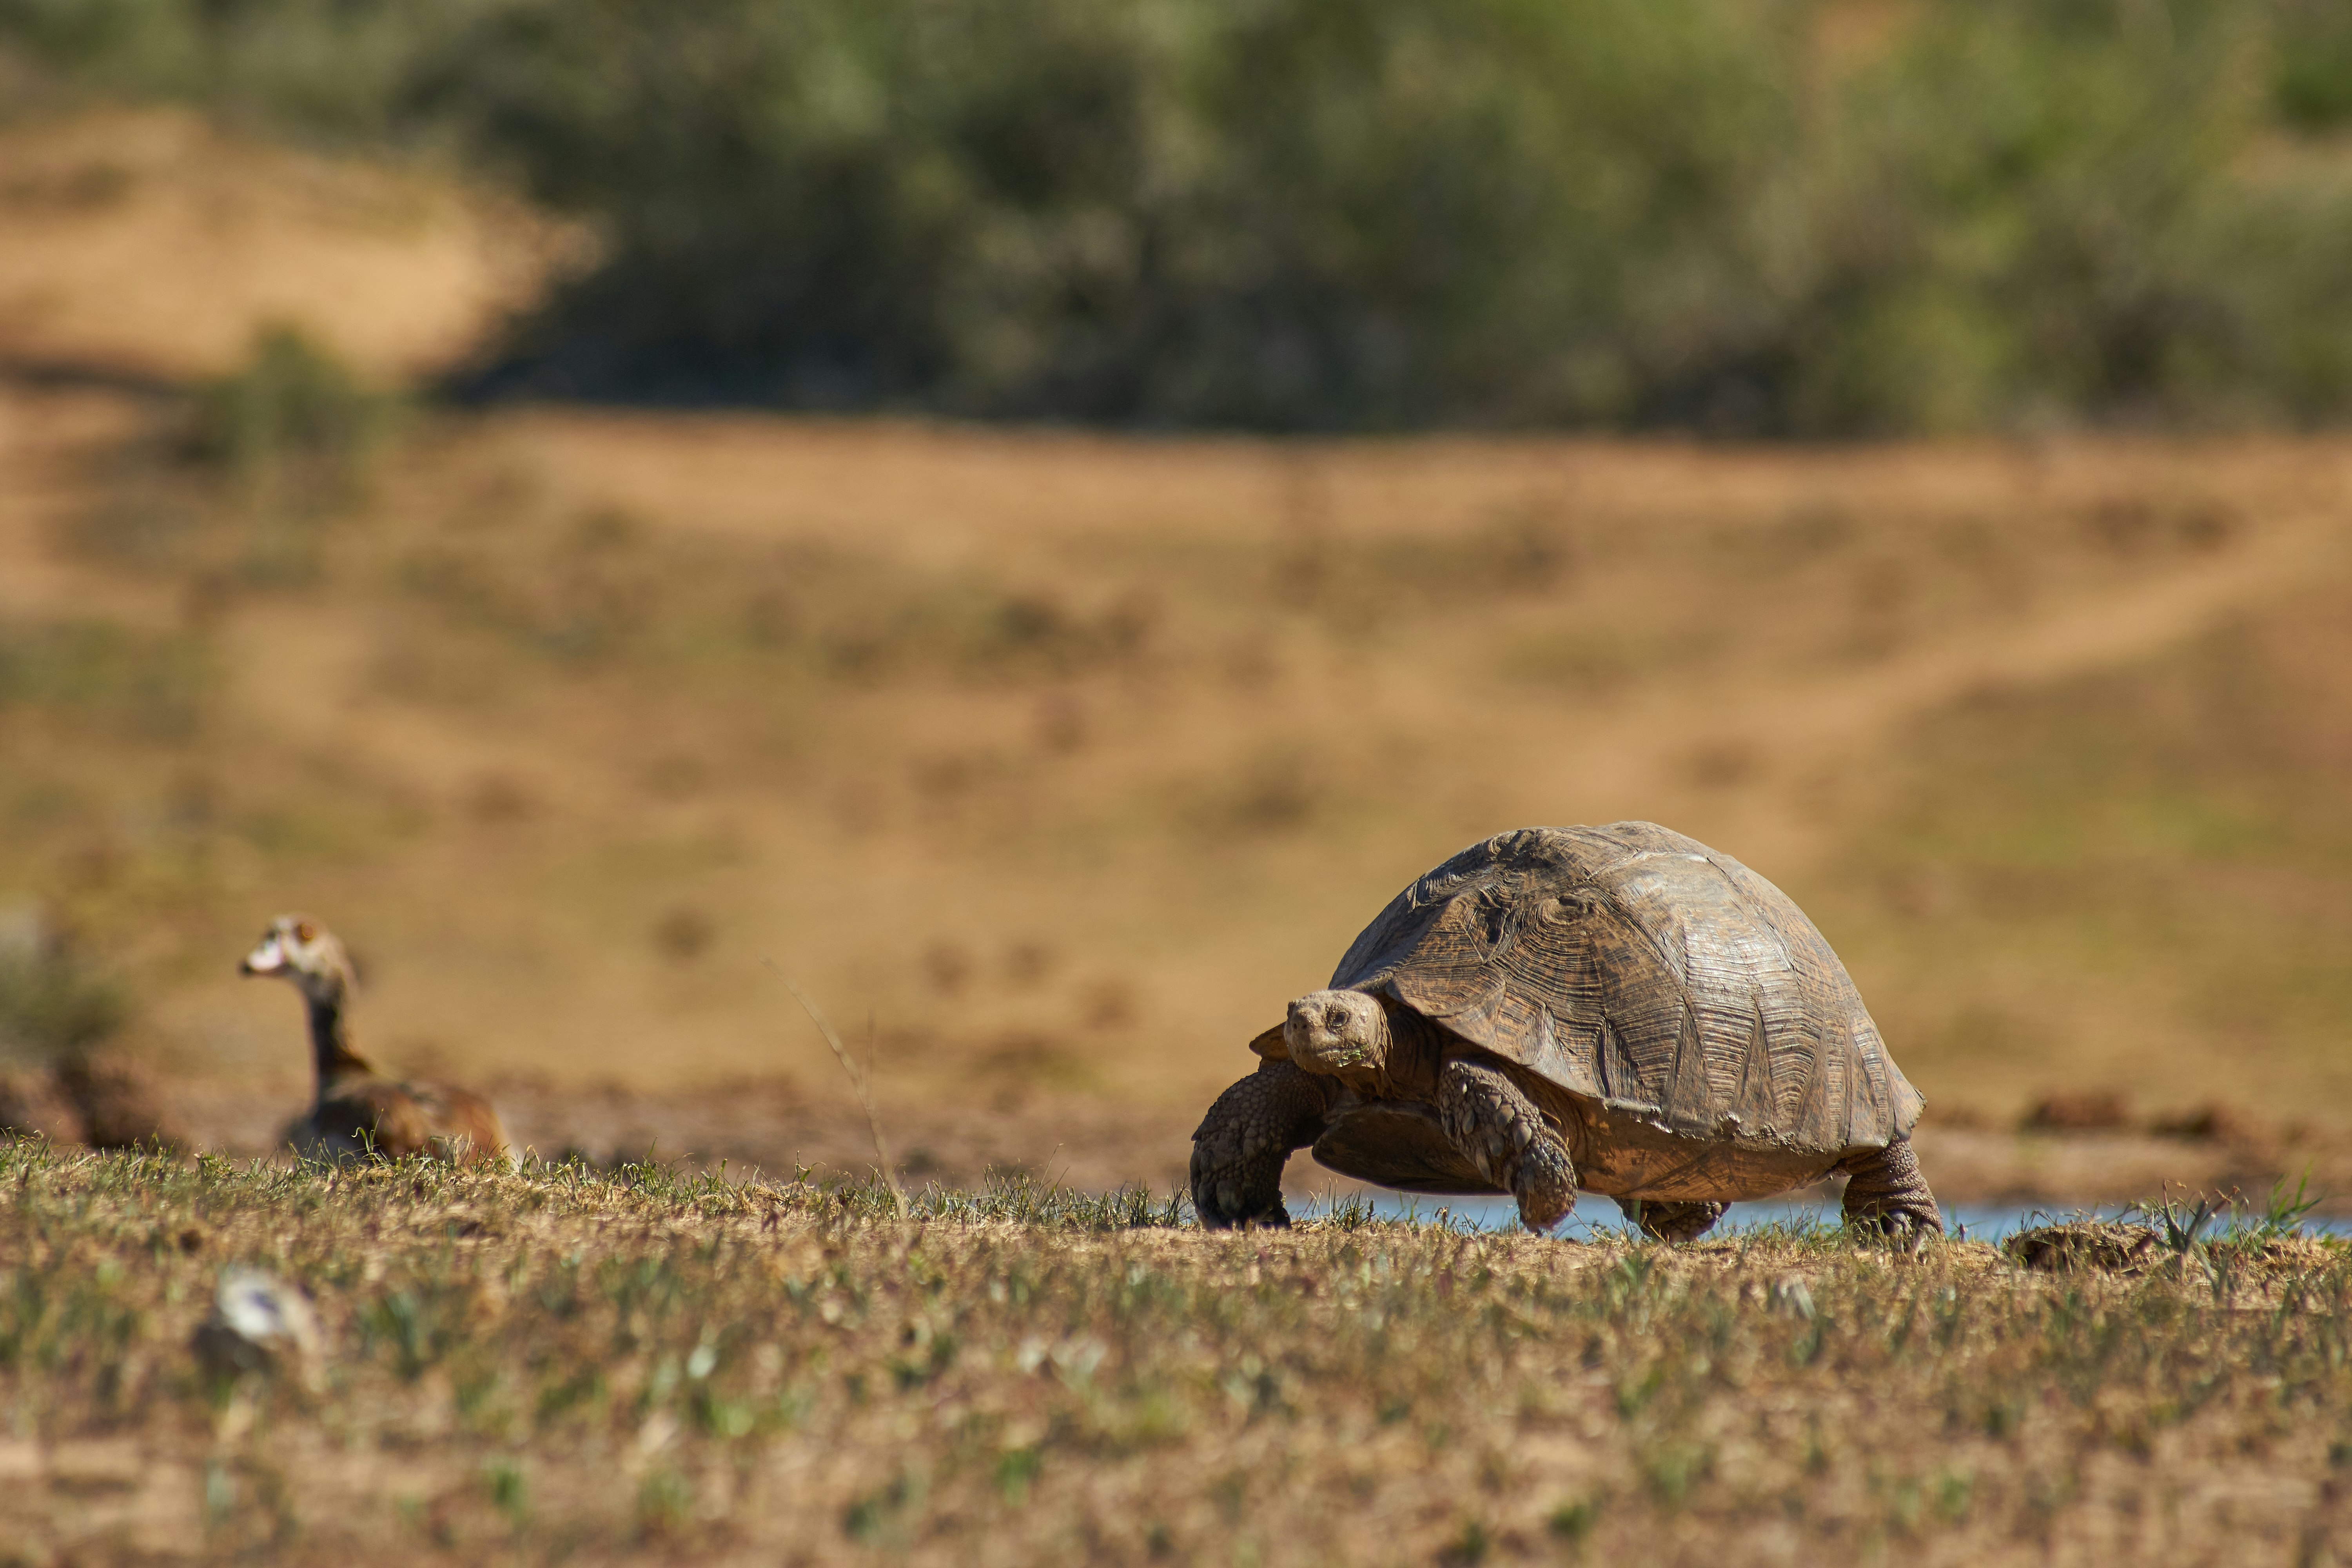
[295,921,316,943]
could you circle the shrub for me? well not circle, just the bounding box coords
[0,944,126,1062]
[5,0,2352,433]
[415,0,1812,427]
[192,325,394,502]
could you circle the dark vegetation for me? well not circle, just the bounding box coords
[192,325,395,507]
[6,0,2352,431]
[0,913,178,1151]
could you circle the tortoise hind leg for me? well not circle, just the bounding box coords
[1838,1138,1943,1239]
[1436,1061,1576,1233]
[1617,1199,1728,1243]
[1191,1060,1334,1229]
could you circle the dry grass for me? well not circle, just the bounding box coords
[4,1141,2350,1566]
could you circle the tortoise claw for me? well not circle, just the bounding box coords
[1513,1135,1577,1233]
[1848,1207,1940,1255]
[1838,1138,1943,1249]
[1189,1061,1328,1230]
[1192,1170,1293,1230]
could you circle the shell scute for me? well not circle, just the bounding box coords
[1332,822,1923,1156]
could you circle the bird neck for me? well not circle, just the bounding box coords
[303,984,375,1097]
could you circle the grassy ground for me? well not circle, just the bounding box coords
[4,1141,2349,1566]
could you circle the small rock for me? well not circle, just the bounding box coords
[192,1268,324,1387]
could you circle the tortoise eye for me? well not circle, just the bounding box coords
[294,921,317,943]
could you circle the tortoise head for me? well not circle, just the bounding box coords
[1282,989,1392,1086]
[238,915,355,1005]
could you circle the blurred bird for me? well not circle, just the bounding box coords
[238,916,510,1167]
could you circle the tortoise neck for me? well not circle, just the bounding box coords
[1376,1000,1447,1100]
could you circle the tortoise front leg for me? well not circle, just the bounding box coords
[1838,1137,1943,1239]
[1191,1060,1335,1228]
[1436,1061,1576,1233]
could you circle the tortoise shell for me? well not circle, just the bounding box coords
[1330,822,1922,1163]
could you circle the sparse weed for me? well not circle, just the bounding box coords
[2254,1170,2326,1241]
[2149,1194,2222,1258]
[193,326,395,506]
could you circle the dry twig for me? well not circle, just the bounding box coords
[764,960,906,1221]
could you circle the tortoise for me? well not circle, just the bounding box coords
[1189,823,1941,1241]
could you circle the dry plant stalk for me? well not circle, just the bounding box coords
[766,960,907,1220]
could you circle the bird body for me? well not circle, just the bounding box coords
[239,916,511,1167]
[292,1069,509,1166]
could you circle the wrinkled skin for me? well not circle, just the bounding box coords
[1436,1060,1576,1231]
[1188,1061,1334,1228]
[1193,991,1582,1234]
[1836,1138,1944,1241]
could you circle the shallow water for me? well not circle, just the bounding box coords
[1340,1192,2352,1241]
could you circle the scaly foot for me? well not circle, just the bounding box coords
[1190,1060,1333,1228]
[1436,1060,1577,1233]
[1838,1138,1943,1244]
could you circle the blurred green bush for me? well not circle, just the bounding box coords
[4,0,2350,432]
[0,936,127,1063]
[194,325,394,487]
